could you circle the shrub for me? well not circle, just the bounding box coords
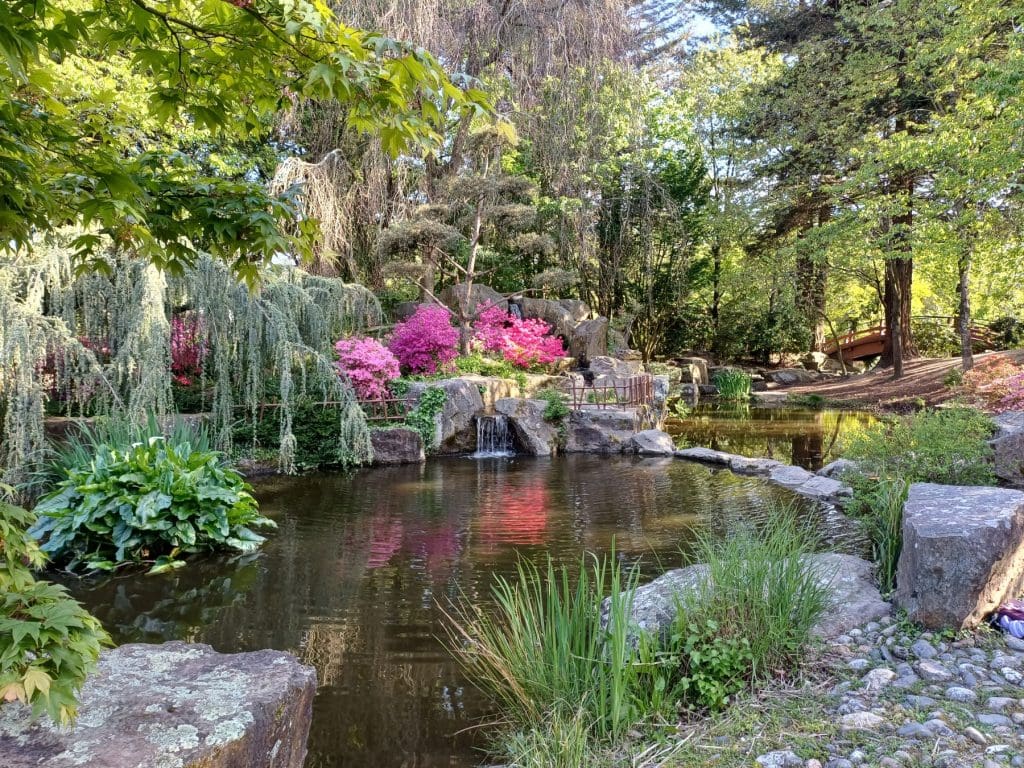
[535,388,569,422]
[445,506,828,762]
[962,354,1024,413]
[334,336,401,400]
[1,498,109,724]
[473,303,566,369]
[676,504,830,693]
[712,369,752,401]
[841,407,996,485]
[30,417,275,573]
[388,304,460,375]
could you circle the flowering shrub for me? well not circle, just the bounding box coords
[388,305,460,375]
[962,354,1024,413]
[473,303,565,369]
[334,336,401,400]
[171,313,207,387]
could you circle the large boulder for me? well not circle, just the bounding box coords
[406,378,484,453]
[895,483,1024,629]
[0,642,316,768]
[991,412,1024,487]
[520,297,577,338]
[764,368,820,385]
[564,409,640,453]
[495,398,560,456]
[676,357,709,385]
[370,427,425,465]
[569,317,609,360]
[607,553,888,641]
[626,429,675,455]
[439,282,507,314]
[589,355,642,381]
[558,299,592,323]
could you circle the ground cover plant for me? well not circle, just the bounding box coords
[29,417,275,573]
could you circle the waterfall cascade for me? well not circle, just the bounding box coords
[473,415,516,458]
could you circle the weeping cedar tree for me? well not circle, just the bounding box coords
[0,239,381,486]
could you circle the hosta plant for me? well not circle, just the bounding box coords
[1,498,109,724]
[29,422,275,573]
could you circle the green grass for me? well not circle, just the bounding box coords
[712,370,753,401]
[846,476,909,594]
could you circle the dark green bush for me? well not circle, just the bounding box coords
[30,419,274,573]
[1,499,109,724]
[535,387,569,422]
[233,400,362,471]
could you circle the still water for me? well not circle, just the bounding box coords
[666,404,877,470]
[65,454,840,767]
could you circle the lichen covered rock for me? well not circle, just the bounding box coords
[896,483,1024,629]
[495,398,560,456]
[0,642,316,768]
[370,427,425,465]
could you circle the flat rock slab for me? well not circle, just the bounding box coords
[896,483,1024,629]
[564,408,639,453]
[608,553,888,641]
[0,642,316,768]
[626,429,675,455]
[675,449,852,503]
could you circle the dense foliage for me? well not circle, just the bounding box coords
[29,420,275,573]
[842,408,996,486]
[0,498,109,724]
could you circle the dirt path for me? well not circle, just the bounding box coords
[782,350,1024,410]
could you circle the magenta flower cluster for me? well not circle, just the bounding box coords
[334,336,401,401]
[171,313,207,387]
[388,305,460,375]
[473,303,566,368]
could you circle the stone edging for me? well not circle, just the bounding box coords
[674,446,854,506]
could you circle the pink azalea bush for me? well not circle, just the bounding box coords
[962,354,1024,413]
[334,336,401,400]
[388,305,460,375]
[171,313,207,387]
[473,302,566,369]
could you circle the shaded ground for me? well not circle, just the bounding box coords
[783,350,1024,411]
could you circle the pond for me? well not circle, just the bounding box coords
[63,454,853,768]
[665,403,878,470]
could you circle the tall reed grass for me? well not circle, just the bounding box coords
[712,369,753,401]
[444,504,831,763]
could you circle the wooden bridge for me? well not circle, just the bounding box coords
[822,318,997,361]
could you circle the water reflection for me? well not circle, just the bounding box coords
[63,455,841,768]
[665,404,876,470]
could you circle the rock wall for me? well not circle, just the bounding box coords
[370,427,425,465]
[0,642,316,768]
[406,379,484,454]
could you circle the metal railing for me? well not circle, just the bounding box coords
[567,374,655,411]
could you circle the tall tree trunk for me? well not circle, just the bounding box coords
[881,172,916,376]
[957,246,974,372]
[711,241,722,344]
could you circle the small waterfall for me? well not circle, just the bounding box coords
[508,303,524,320]
[473,415,515,458]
